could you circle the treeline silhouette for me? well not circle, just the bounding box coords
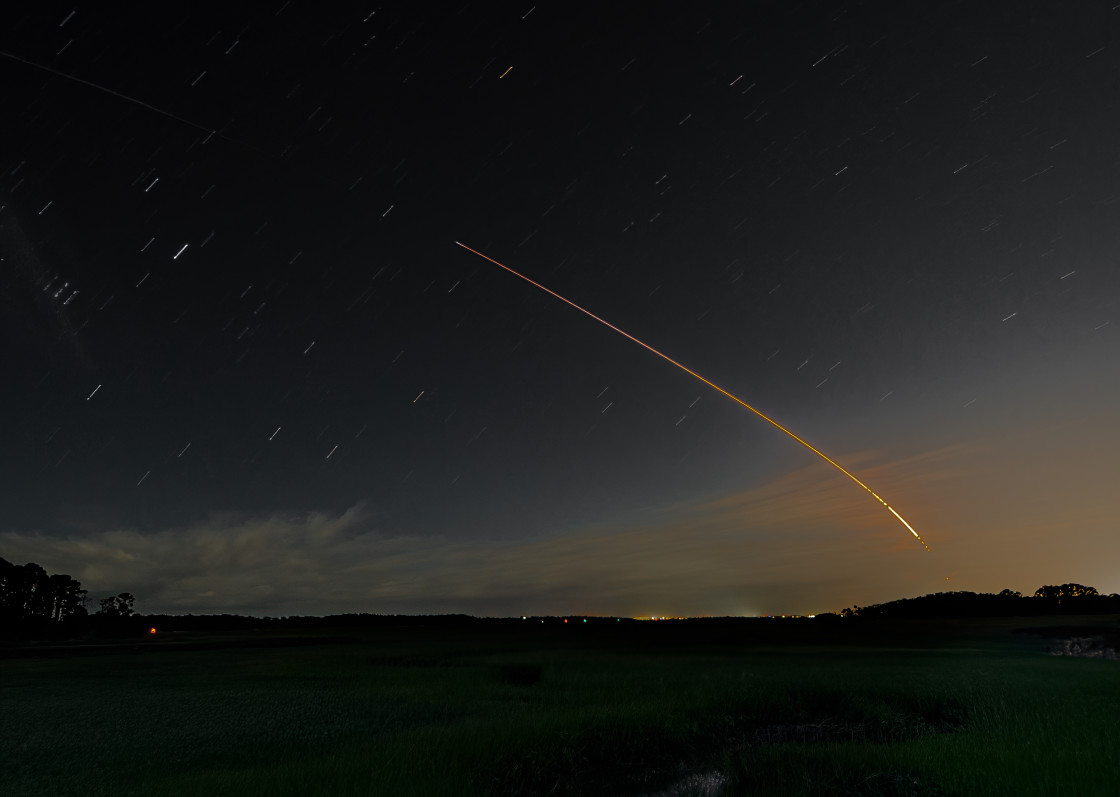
[4,557,1118,641]
[0,556,135,639]
[830,584,1120,620]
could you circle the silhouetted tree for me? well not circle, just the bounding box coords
[48,574,88,622]
[1,558,88,621]
[2,559,46,620]
[1,558,90,638]
[97,592,135,617]
[1033,584,1098,603]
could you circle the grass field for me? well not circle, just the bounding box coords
[3,616,1117,796]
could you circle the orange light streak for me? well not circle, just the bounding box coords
[455,241,931,552]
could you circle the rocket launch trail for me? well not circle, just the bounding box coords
[455,241,931,552]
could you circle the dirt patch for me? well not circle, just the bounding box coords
[1013,624,1120,659]
[632,769,728,797]
[1047,636,1119,659]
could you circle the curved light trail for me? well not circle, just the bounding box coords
[455,240,931,552]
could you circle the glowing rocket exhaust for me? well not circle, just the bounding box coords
[455,241,931,552]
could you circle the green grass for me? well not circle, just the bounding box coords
[2,620,1117,796]
[725,653,1120,796]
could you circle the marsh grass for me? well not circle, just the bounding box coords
[725,653,1120,796]
[2,621,1117,796]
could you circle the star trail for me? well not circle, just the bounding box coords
[2,3,1118,617]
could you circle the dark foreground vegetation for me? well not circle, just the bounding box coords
[3,558,1119,794]
[3,610,1119,796]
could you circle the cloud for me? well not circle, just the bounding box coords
[1,506,372,614]
[4,421,1117,617]
[0,452,937,617]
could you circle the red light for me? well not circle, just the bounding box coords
[149,627,157,635]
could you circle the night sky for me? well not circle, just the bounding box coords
[3,2,1119,618]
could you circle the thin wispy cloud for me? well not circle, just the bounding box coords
[4,414,1117,617]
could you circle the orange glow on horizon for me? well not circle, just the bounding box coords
[454,240,931,552]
